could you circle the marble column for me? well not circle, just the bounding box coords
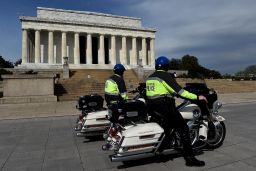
[98,34,105,64]
[74,32,80,64]
[110,35,116,65]
[61,32,67,64]
[121,36,127,64]
[131,37,137,65]
[141,37,147,65]
[35,30,41,64]
[54,45,57,63]
[21,29,28,64]
[150,38,155,66]
[86,33,92,64]
[48,31,54,64]
[29,35,33,63]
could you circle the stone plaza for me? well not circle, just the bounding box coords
[1,99,256,170]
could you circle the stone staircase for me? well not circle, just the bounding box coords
[55,69,140,101]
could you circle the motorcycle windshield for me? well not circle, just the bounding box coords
[179,73,218,109]
[181,74,208,95]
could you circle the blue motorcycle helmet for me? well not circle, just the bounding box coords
[113,64,126,76]
[155,56,170,71]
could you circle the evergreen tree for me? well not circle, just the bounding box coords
[0,56,14,68]
[168,55,222,78]
[236,65,256,77]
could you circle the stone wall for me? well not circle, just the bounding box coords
[1,74,57,104]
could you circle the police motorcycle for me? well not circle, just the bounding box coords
[102,83,147,142]
[77,83,147,138]
[74,94,106,132]
[102,82,226,163]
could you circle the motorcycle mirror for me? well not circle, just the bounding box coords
[213,101,222,113]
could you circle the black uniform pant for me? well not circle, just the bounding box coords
[148,97,194,157]
[197,100,210,116]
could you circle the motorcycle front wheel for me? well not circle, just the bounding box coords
[207,121,226,149]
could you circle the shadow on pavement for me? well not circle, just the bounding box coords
[117,153,182,169]
[83,135,104,143]
[116,149,205,169]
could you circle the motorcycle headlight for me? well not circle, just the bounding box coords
[193,109,201,119]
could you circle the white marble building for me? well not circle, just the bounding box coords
[19,7,156,69]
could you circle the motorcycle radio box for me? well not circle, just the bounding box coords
[109,100,147,124]
[77,94,104,111]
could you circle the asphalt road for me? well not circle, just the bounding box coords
[0,102,256,171]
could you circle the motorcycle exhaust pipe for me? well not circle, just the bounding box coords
[76,132,86,137]
[110,149,176,162]
[199,121,208,141]
[111,153,155,162]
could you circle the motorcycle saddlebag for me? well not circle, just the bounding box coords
[118,123,164,155]
[77,94,104,111]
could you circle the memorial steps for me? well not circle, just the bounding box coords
[55,69,140,101]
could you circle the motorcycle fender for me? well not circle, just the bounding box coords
[179,104,200,120]
[215,115,225,121]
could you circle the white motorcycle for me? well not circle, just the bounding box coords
[77,110,110,137]
[77,83,147,138]
[74,94,107,133]
[102,83,226,162]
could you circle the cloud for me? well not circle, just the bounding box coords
[1,0,256,74]
[129,0,256,73]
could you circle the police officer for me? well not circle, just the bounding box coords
[146,56,207,167]
[105,64,128,105]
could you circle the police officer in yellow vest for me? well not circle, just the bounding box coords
[146,56,207,167]
[105,64,128,105]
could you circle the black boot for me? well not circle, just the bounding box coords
[157,141,171,153]
[185,156,205,167]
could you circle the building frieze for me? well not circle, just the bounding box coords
[20,16,156,33]
[21,18,155,38]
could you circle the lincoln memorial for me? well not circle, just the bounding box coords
[19,7,156,69]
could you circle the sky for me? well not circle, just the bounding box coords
[0,0,256,74]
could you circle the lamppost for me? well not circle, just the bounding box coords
[138,58,144,82]
[63,56,69,79]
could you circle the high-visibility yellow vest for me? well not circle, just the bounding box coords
[146,71,197,100]
[105,75,128,100]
